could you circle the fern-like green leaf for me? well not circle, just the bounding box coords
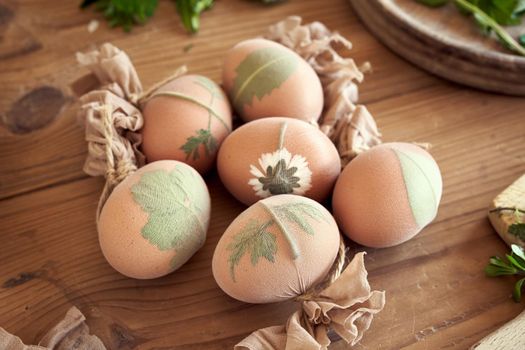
[180,129,218,161]
[271,202,328,236]
[131,167,207,251]
[231,46,298,112]
[227,219,276,282]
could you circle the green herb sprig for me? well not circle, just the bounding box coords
[485,244,525,302]
[81,0,159,32]
[489,207,525,241]
[416,0,525,56]
[81,0,283,33]
[175,0,214,33]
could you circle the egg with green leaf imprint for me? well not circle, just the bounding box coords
[212,194,340,303]
[332,143,443,248]
[98,160,210,279]
[222,38,323,123]
[141,74,232,174]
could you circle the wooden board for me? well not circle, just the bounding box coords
[349,0,525,96]
[1,0,525,349]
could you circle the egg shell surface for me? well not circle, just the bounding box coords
[222,38,323,123]
[212,194,340,303]
[141,74,232,174]
[332,142,442,248]
[98,160,211,279]
[217,117,341,206]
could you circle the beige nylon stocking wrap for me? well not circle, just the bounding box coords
[76,44,187,219]
[264,16,382,166]
[235,252,385,350]
[76,43,145,219]
[0,307,106,350]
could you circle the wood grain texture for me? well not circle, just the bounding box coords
[1,0,525,349]
[349,0,525,96]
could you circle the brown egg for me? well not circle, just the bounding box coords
[332,143,442,248]
[98,160,211,279]
[217,117,341,206]
[141,74,232,174]
[212,194,340,303]
[222,38,323,123]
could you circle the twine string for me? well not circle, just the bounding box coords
[95,104,138,221]
[92,66,189,220]
[295,236,347,302]
[135,65,188,105]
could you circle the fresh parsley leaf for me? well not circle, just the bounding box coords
[475,0,521,26]
[485,244,525,302]
[81,0,159,32]
[514,277,525,302]
[419,0,525,56]
[455,0,525,55]
[417,0,449,6]
[509,222,525,241]
[512,244,525,261]
[507,253,525,270]
[485,262,517,276]
[174,0,214,33]
[515,0,525,15]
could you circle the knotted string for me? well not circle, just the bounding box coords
[94,104,138,221]
[235,247,386,350]
[76,43,187,220]
[295,236,347,302]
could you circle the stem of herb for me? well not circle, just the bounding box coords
[207,90,214,131]
[278,121,287,150]
[259,201,299,259]
[149,91,230,131]
[454,0,525,56]
[489,207,525,215]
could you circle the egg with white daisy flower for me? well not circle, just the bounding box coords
[217,117,340,206]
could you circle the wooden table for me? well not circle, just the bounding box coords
[1,0,524,349]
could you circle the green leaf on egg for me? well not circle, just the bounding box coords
[231,46,298,113]
[227,219,277,282]
[393,148,441,228]
[227,199,328,281]
[131,167,207,251]
[178,76,226,161]
[269,202,329,236]
[181,129,218,161]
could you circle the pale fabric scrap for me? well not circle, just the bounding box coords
[0,307,106,350]
[235,252,385,350]
[264,16,382,165]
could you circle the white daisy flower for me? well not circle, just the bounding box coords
[248,147,312,198]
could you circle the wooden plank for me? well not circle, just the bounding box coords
[2,0,525,349]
